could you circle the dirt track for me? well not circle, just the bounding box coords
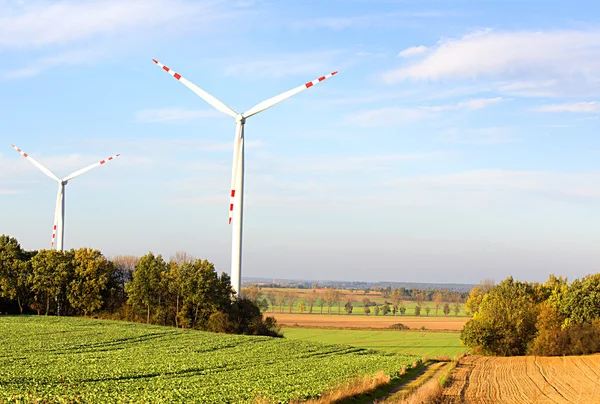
[271,313,467,331]
[443,355,600,403]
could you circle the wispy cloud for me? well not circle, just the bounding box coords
[349,107,432,126]
[0,0,223,48]
[440,127,518,144]
[350,98,502,126]
[136,108,221,123]
[423,97,503,111]
[535,102,600,113]
[2,48,100,79]
[398,45,427,57]
[224,51,342,79]
[292,11,449,31]
[383,29,600,97]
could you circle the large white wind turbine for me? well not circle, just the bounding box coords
[152,59,337,296]
[11,145,120,251]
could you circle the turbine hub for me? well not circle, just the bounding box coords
[235,114,245,124]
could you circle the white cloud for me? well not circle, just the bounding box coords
[350,98,501,126]
[535,102,600,113]
[398,45,427,57]
[382,29,600,96]
[388,169,600,202]
[292,11,447,31]
[349,107,432,126]
[423,97,503,111]
[136,108,221,123]
[0,0,221,48]
[440,127,518,144]
[2,48,100,79]
[224,51,342,79]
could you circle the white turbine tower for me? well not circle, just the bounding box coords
[11,144,120,251]
[152,59,337,296]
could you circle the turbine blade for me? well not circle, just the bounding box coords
[51,185,62,247]
[229,123,244,225]
[11,144,60,182]
[63,153,120,181]
[242,71,338,119]
[152,59,237,118]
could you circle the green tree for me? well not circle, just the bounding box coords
[443,303,450,316]
[30,249,73,315]
[460,277,540,356]
[68,248,113,316]
[126,252,167,323]
[363,306,370,315]
[298,300,306,313]
[425,306,431,316]
[465,279,495,315]
[414,305,421,316]
[381,303,390,315]
[373,305,380,316]
[453,302,460,316]
[344,300,353,314]
[433,292,443,316]
[178,259,233,329]
[305,290,318,313]
[0,235,31,313]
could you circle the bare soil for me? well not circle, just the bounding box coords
[443,355,600,403]
[272,313,467,331]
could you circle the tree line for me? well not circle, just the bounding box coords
[241,286,463,316]
[0,235,280,337]
[461,274,600,356]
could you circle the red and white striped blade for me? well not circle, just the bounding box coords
[63,153,120,181]
[242,71,338,119]
[152,59,237,118]
[11,144,61,182]
[51,185,62,247]
[229,124,243,224]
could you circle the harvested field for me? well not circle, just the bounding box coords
[443,355,600,403]
[273,313,467,331]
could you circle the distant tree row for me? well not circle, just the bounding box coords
[0,235,280,337]
[240,286,462,316]
[461,275,600,356]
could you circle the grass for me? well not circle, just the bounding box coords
[283,327,467,357]
[0,315,419,403]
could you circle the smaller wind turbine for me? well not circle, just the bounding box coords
[11,144,120,251]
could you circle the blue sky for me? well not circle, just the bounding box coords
[1,0,599,284]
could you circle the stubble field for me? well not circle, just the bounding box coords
[443,355,600,403]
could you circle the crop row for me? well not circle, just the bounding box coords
[0,316,417,403]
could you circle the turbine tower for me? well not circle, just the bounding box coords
[11,144,120,251]
[152,59,337,296]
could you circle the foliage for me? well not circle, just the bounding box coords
[0,316,418,403]
[462,274,600,356]
[461,277,539,356]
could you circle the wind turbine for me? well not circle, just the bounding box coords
[11,144,120,251]
[152,59,337,296]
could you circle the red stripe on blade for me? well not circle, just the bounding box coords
[305,82,314,88]
[174,73,181,80]
[229,204,234,211]
[100,160,105,164]
[163,66,169,72]
[231,190,235,197]
[318,76,325,81]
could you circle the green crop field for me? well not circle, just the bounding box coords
[0,316,418,403]
[283,328,467,357]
